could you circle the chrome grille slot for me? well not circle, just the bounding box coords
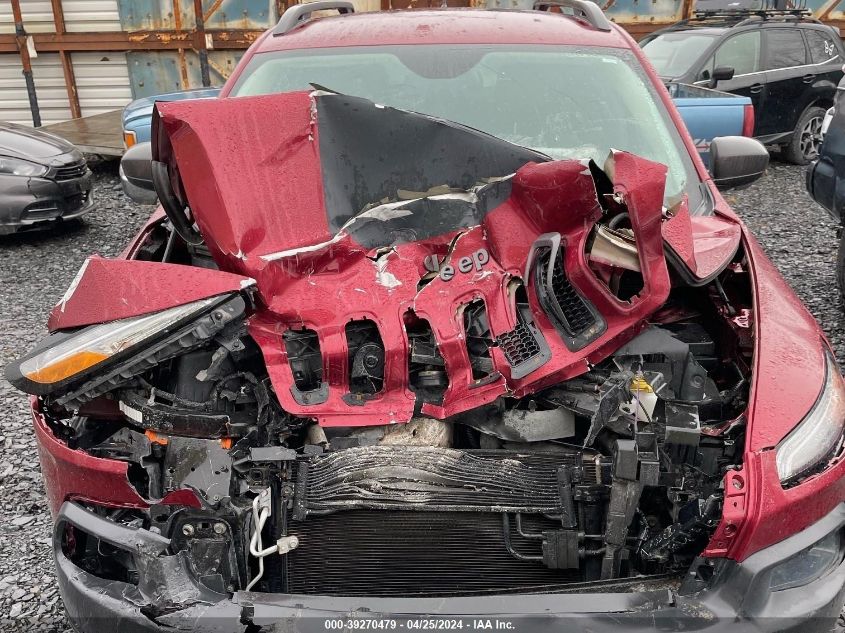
[55,162,87,181]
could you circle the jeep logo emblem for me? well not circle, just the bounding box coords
[424,248,490,282]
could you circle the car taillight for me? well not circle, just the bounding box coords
[742,104,755,138]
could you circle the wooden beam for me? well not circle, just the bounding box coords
[204,0,227,23]
[193,0,211,86]
[0,29,264,54]
[51,0,82,119]
[10,0,41,126]
[59,51,81,118]
[0,18,843,57]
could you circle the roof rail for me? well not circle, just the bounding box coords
[691,0,811,21]
[273,1,355,36]
[533,0,612,31]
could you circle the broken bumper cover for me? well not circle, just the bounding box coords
[0,171,93,234]
[54,501,845,633]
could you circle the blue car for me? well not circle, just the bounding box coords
[121,87,221,149]
[668,82,754,168]
[121,88,220,202]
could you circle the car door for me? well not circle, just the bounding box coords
[803,27,844,101]
[696,30,766,134]
[758,27,809,137]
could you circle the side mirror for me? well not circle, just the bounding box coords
[710,65,735,88]
[120,142,157,205]
[710,135,769,189]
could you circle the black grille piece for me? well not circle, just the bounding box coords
[285,511,581,596]
[282,328,328,405]
[534,246,606,351]
[498,321,541,365]
[462,299,496,382]
[297,446,580,516]
[495,315,551,379]
[548,251,594,333]
[55,162,87,181]
[63,192,88,212]
[23,201,59,219]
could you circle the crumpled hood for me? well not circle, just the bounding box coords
[152,91,738,427]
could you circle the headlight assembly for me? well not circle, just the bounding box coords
[0,156,48,177]
[776,349,845,485]
[5,293,246,403]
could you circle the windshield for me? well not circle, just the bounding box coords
[641,33,717,78]
[230,45,703,212]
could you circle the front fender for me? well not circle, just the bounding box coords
[48,256,255,331]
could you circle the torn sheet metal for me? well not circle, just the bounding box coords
[47,257,255,332]
[33,402,149,515]
[662,205,742,283]
[154,92,675,427]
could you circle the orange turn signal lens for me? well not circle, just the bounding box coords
[123,130,137,149]
[25,350,109,384]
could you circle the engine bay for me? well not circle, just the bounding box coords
[42,250,752,598]
[7,93,758,604]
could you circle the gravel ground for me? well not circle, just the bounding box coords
[0,161,151,632]
[0,158,841,631]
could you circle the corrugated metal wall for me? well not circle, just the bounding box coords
[117,0,275,31]
[75,52,132,114]
[2,0,844,128]
[0,0,120,33]
[0,0,130,125]
[0,54,72,125]
[1,0,273,124]
[62,0,122,30]
[0,1,56,34]
[0,51,131,125]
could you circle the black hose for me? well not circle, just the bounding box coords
[607,213,630,229]
[151,160,203,246]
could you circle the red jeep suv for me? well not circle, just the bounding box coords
[6,2,845,631]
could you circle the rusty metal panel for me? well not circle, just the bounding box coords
[118,0,277,31]
[483,0,686,29]
[127,50,242,97]
[602,0,687,29]
[804,0,844,22]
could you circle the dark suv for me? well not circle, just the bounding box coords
[642,11,844,164]
[805,74,845,295]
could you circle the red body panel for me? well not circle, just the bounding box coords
[31,9,844,566]
[33,398,202,516]
[47,257,255,331]
[155,92,330,267]
[157,92,674,426]
[32,399,148,516]
[704,229,835,560]
[220,10,631,80]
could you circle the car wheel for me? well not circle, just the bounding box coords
[785,106,827,165]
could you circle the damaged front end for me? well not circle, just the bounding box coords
[7,92,764,625]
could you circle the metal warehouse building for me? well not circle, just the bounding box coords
[0,0,381,128]
[3,0,845,130]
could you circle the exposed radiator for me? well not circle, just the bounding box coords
[285,511,581,597]
[280,447,593,597]
[294,446,581,516]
